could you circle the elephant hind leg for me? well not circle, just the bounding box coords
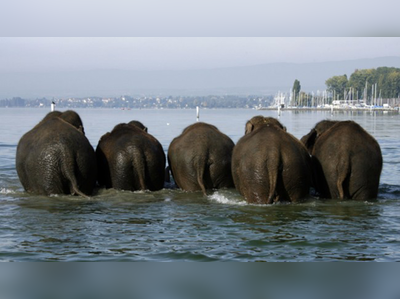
[267,191,277,204]
[133,164,147,191]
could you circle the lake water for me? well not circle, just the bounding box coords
[0,108,399,261]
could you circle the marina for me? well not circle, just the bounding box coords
[259,90,400,112]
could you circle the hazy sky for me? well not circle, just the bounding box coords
[2,0,400,37]
[1,37,400,72]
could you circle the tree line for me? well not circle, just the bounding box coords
[290,67,400,106]
[325,67,400,101]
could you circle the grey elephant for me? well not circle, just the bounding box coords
[16,110,97,197]
[232,116,312,204]
[96,121,166,191]
[167,122,235,195]
[301,120,382,200]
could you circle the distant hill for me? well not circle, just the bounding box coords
[1,57,400,98]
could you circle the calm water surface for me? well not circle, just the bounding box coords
[0,108,399,261]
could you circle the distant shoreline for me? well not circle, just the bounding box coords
[258,107,399,112]
[1,106,399,114]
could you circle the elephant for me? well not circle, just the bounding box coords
[167,122,235,195]
[232,116,312,204]
[16,110,97,197]
[301,120,382,200]
[96,121,166,191]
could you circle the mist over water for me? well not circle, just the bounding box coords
[0,108,399,261]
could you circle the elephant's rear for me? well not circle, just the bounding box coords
[126,137,166,191]
[97,128,166,191]
[232,139,272,203]
[314,121,382,200]
[16,118,96,196]
[168,123,234,194]
[232,126,311,204]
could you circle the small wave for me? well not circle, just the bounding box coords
[379,184,400,200]
[0,143,17,148]
[208,191,247,206]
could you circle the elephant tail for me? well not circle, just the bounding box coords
[71,183,90,199]
[336,156,350,200]
[132,152,147,191]
[61,159,91,199]
[267,157,281,204]
[195,159,208,196]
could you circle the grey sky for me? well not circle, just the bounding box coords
[1,37,400,72]
[2,0,400,36]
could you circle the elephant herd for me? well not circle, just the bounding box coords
[16,110,383,203]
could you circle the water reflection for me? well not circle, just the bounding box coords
[227,200,385,261]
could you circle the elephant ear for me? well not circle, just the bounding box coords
[314,120,338,137]
[245,121,254,135]
[78,125,85,135]
[128,121,147,132]
[301,129,317,153]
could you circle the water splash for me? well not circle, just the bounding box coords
[0,188,15,194]
[208,191,247,206]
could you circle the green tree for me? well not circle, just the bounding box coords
[326,75,348,100]
[348,69,374,99]
[347,67,400,99]
[290,79,301,106]
[387,71,400,98]
[292,79,301,106]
